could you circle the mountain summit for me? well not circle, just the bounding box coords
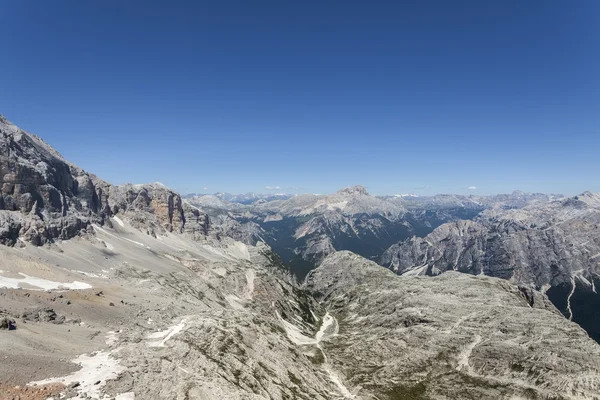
[337,185,369,196]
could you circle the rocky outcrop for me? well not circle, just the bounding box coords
[0,116,212,246]
[382,193,600,288]
[0,115,112,245]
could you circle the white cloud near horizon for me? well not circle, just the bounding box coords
[468,186,477,190]
[265,186,281,190]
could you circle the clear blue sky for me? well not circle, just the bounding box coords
[1,1,598,196]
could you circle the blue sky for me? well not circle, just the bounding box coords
[1,1,598,196]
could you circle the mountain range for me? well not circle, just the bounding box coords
[1,114,600,399]
[185,187,561,279]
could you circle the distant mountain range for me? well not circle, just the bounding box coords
[185,187,562,279]
[184,192,293,205]
[186,186,600,343]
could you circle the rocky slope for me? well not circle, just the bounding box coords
[382,192,600,341]
[0,214,335,399]
[2,114,600,399]
[304,251,600,399]
[4,226,600,399]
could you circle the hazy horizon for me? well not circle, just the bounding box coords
[182,185,571,198]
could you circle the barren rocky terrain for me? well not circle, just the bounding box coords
[2,115,600,399]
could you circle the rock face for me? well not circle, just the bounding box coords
[305,251,600,399]
[382,192,600,341]
[0,115,212,246]
[0,115,110,245]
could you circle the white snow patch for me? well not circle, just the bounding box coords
[30,351,125,399]
[576,274,592,287]
[115,393,135,400]
[278,310,353,398]
[93,225,150,249]
[71,269,110,279]
[401,265,427,277]
[112,216,125,227]
[325,368,354,399]
[147,317,190,347]
[277,311,317,345]
[567,277,576,321]
[310,309,319,323]
[316,312,336,342]
[230,241,251,260]
[0,272,92,290]
[315,313,353,398]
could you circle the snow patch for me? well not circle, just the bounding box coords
[30,351,126,399]
[147,317,190,347]
[316,312,336,342]
[0,272,92,290]
[112,216,125,227]
[327,200,348,211]
[93,225,150,249]
[225,294,246,310]
[278,311,353,398]
[277,311,317,345]
[401,265,427,277]
[567,277,576,321]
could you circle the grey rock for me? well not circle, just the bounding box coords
[0,316,16,330]
[21,307,65,324]
[0,116,216,246]
[382,192,600,289]
[304,251,600,399]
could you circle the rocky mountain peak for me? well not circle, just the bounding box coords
[0,116,213,246]
[577,191,600,207]
[337,185,368,196]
